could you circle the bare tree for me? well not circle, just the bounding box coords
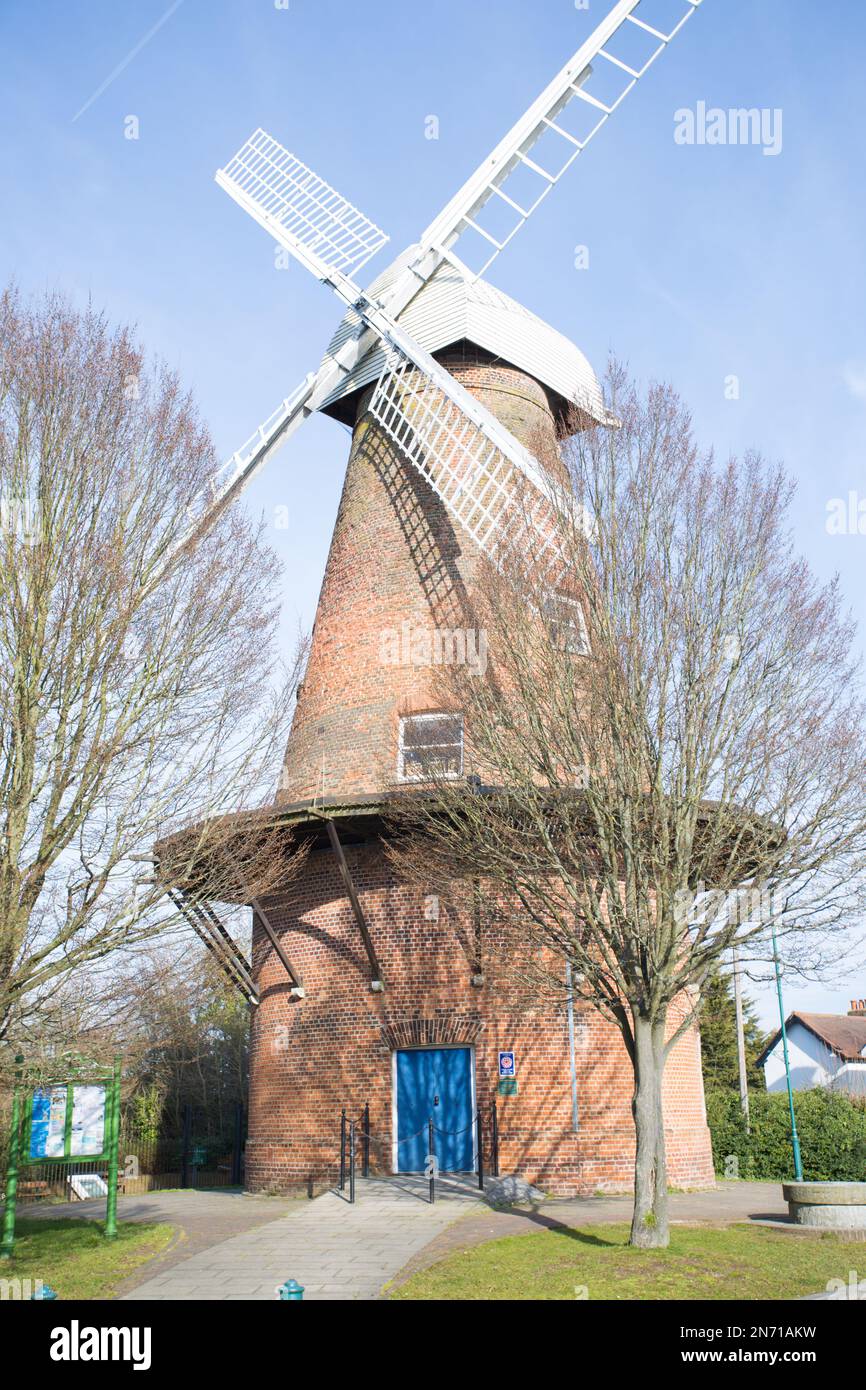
[0,286,305,1042]
[108,946,251,1141]
[387,363,866,1247]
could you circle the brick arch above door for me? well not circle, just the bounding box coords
[382,1016,484,1050]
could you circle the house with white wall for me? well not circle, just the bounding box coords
[759,1010,866,1096]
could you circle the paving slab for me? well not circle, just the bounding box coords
[17,1188,303,1292]
[122,1176,481,1301]
[19,1177,802,1301]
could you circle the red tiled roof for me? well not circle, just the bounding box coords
[759,1012,866,1066]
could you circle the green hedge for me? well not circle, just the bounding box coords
[706,1087,866,1182]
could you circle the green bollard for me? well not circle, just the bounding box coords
[278,1279,304,1300]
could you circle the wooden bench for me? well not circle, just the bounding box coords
[17,1180,50,1199]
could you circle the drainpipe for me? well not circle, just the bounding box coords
[565,961,579,1133]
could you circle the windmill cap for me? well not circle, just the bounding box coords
[317,246,612,436]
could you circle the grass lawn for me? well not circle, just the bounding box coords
[1,1219,175,1300]
[390,1223,860,1301]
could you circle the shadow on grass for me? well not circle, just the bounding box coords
[480,1200,622,1247]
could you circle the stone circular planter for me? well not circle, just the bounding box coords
[783,1181,866,1229]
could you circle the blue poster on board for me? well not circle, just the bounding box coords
[29,1086,67,1159]
[29,1089,51,1158]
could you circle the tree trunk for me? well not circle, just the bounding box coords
[629,1012,670,1248]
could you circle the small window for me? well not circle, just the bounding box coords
[544,593,590,656]
[398,713,464,782]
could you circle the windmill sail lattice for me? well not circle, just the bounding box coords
[141,371,318,596]
[200,372,318,514]
[219,124,577,576]
[194,0,705,563]
[217,128,390,281]
[420,0,704,280]
[195,373,317,519]
[368,346,571,589]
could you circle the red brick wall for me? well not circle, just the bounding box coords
[278,351,559,805]
[247,841,714,1195]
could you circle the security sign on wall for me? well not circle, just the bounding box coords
[498,1051,516,1078]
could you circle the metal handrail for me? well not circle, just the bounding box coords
[337,1100,500,1205]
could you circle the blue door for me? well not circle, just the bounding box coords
[395,1048,474,1173]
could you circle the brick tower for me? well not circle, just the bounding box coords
[243,267,715,1196]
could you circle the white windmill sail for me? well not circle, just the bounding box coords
[179,0,707,576]
[142,371,318,596]
[189,373,317,526]
[418,0,704,280]
[216,128,390,282]
[215,130,572,567]
[367,345,572,589]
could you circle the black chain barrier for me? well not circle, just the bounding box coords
[337,1101,499,1204]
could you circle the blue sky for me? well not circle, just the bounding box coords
[1,0,865,1031]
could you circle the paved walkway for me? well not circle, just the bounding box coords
[17,1179,805,1301]
[18,1188,303,1285]
[123,1176,482,1301]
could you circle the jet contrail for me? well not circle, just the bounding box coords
[72,0,186,123]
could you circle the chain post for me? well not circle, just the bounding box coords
[339,1108,346,1191]
[349,1120,356,1205]
[363,1102,370,1178]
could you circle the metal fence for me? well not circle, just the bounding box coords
[11,1103,246,1203]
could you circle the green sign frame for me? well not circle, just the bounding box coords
[22,1081,114,1164]
[1,1054,122,1261]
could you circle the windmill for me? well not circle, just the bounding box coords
[157,0,715,1194]
[166,0,703,591]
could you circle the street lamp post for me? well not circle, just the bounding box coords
[732,944,751,1134]
[771,924,803,1181]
